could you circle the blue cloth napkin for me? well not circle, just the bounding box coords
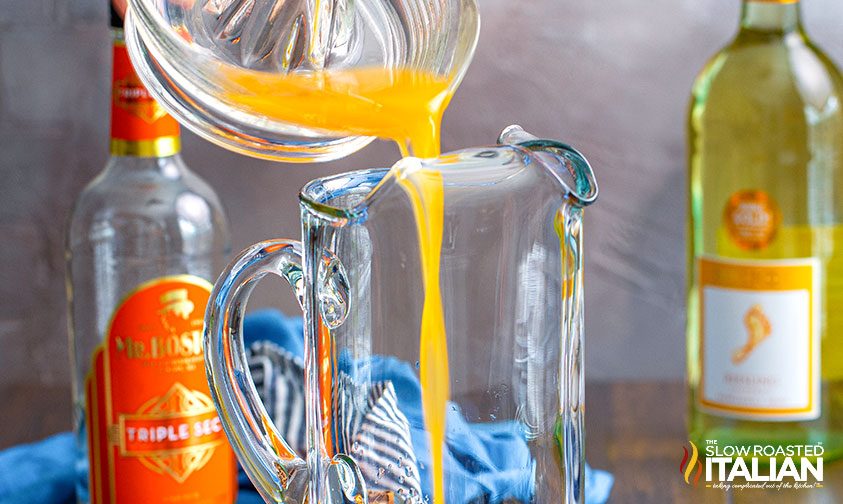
[0,310,613,504]
[0,433,76,504]
[337,353,537,502]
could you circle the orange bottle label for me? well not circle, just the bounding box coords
[697,257,820,421]
[85,276,237,504]
[110,42,180,157]
[723,190,781,250]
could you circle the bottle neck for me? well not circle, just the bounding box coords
[109,29,181,158]
[740,0,802,33]
[104,154,187,179]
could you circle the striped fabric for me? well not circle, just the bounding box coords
[332,372,368,454]
[247,344,423,501]
[337,374,424,501]
[247,340,307,454]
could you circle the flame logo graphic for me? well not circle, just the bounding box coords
[679,441,703,486]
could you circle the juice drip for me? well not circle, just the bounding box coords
[391,117,450,504]
[397,170,449,504]
[224,66,452,502]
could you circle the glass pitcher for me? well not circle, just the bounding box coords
[123,0,479,162]
[204,127,598,504]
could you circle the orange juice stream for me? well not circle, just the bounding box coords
[397,169,449,504]
[225,67,452,502]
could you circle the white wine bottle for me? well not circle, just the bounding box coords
[688,0,843,460]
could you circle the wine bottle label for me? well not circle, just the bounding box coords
[723,190,781,250]
[698,256,820,421]
[85,276,236,504]
[110,41,180,157]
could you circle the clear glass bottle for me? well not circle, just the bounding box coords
[688,0,843,460]
[65,10,235,504]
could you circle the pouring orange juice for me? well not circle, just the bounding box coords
[225,66,453,503]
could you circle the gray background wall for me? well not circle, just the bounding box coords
[3,0,843,385]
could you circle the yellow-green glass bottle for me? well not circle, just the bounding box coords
[688,0,843,461]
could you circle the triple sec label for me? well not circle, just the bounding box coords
[85,276,236,503]
[110,41,181,157]
[698,256,820,421]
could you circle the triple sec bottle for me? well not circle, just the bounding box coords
[65,11,236,503]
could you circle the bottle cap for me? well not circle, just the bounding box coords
[109,0,181,158]
[110,1,124,28]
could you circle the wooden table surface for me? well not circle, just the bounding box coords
[2,381,840,503]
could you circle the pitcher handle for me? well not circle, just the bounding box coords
[204,240,309,504]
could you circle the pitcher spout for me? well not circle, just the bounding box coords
[498,125,598,207]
